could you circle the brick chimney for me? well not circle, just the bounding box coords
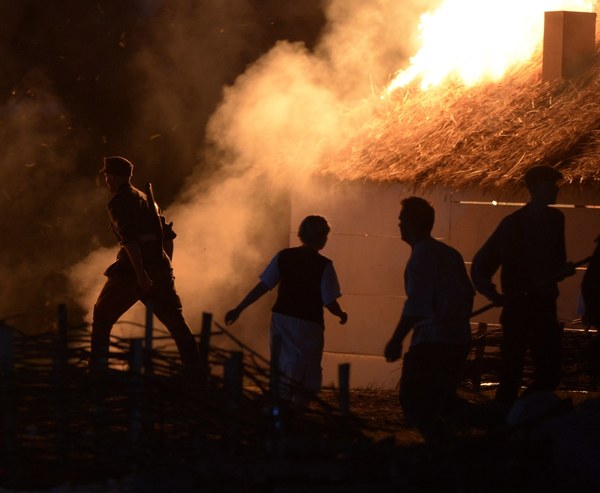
[542,11,596,81]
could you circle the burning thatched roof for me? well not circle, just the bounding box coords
[321,48,600,190]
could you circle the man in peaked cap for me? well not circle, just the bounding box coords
[523,165,564,189]
[99,155,134,176]
[91,156,199,374]
[471,165,574,409]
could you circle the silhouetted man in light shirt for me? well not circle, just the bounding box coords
[385,196,474,441]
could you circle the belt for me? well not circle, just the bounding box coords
[138,234,159,242]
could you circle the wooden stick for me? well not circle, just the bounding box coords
[198,312,213,384]
[338,363,351,416]
[471,256,593,318]
[144,302,154,376]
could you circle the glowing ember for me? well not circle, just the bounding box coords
[386,0,597,92]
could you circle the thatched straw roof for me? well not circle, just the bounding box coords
[320,47,600,190]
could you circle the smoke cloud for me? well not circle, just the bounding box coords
[0,0,324,332]
[0,71,105,331]
[1,0,428,347]
[72,0,427,350]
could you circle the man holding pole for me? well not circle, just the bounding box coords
[471,165,574,408]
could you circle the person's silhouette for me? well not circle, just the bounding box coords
[385,197,474,441]
[472,165,572,407]
[90,156,199,374]
[225,215,347,405]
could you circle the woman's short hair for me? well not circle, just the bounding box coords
[298,215,330,245]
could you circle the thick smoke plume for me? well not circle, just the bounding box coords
[0,0,425,346]
[10,0,579,342]
[65,0,425,352]
[0,0,323,332]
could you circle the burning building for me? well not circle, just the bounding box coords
[67,2,600,390]
[287,10,600,388]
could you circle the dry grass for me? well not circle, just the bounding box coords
[320,46,600,190]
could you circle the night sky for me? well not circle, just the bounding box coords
[0,0,326,330]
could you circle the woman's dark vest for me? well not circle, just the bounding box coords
[272,247,330,325]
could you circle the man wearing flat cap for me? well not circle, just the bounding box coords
[91,156,199,373]
[471,165,573,409]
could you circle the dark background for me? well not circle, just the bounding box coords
[0,0,326,330]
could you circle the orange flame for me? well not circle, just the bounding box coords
[386,0,597,92]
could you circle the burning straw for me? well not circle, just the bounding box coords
[320,46,600,190]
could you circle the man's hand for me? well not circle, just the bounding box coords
[560,261,576,279]
[485,289,507,307]
[384,338,403,362]
[338,311,348,325]
[225,308,241,326]
[137,272,153,292]
[124,242,153,293]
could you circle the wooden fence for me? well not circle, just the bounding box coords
[0,304,360,489]
[0,304,594,489]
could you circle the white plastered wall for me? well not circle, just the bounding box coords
[291,178,600,389]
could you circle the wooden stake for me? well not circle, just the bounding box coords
[198,312,212,383]
[144,302,154,376]
[338,363,351,416]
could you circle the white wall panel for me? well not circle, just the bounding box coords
[287,180,599,388]
[324,293,405,355]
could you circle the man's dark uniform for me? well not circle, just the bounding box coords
[91,157,198,371]
[471,166,567,406]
